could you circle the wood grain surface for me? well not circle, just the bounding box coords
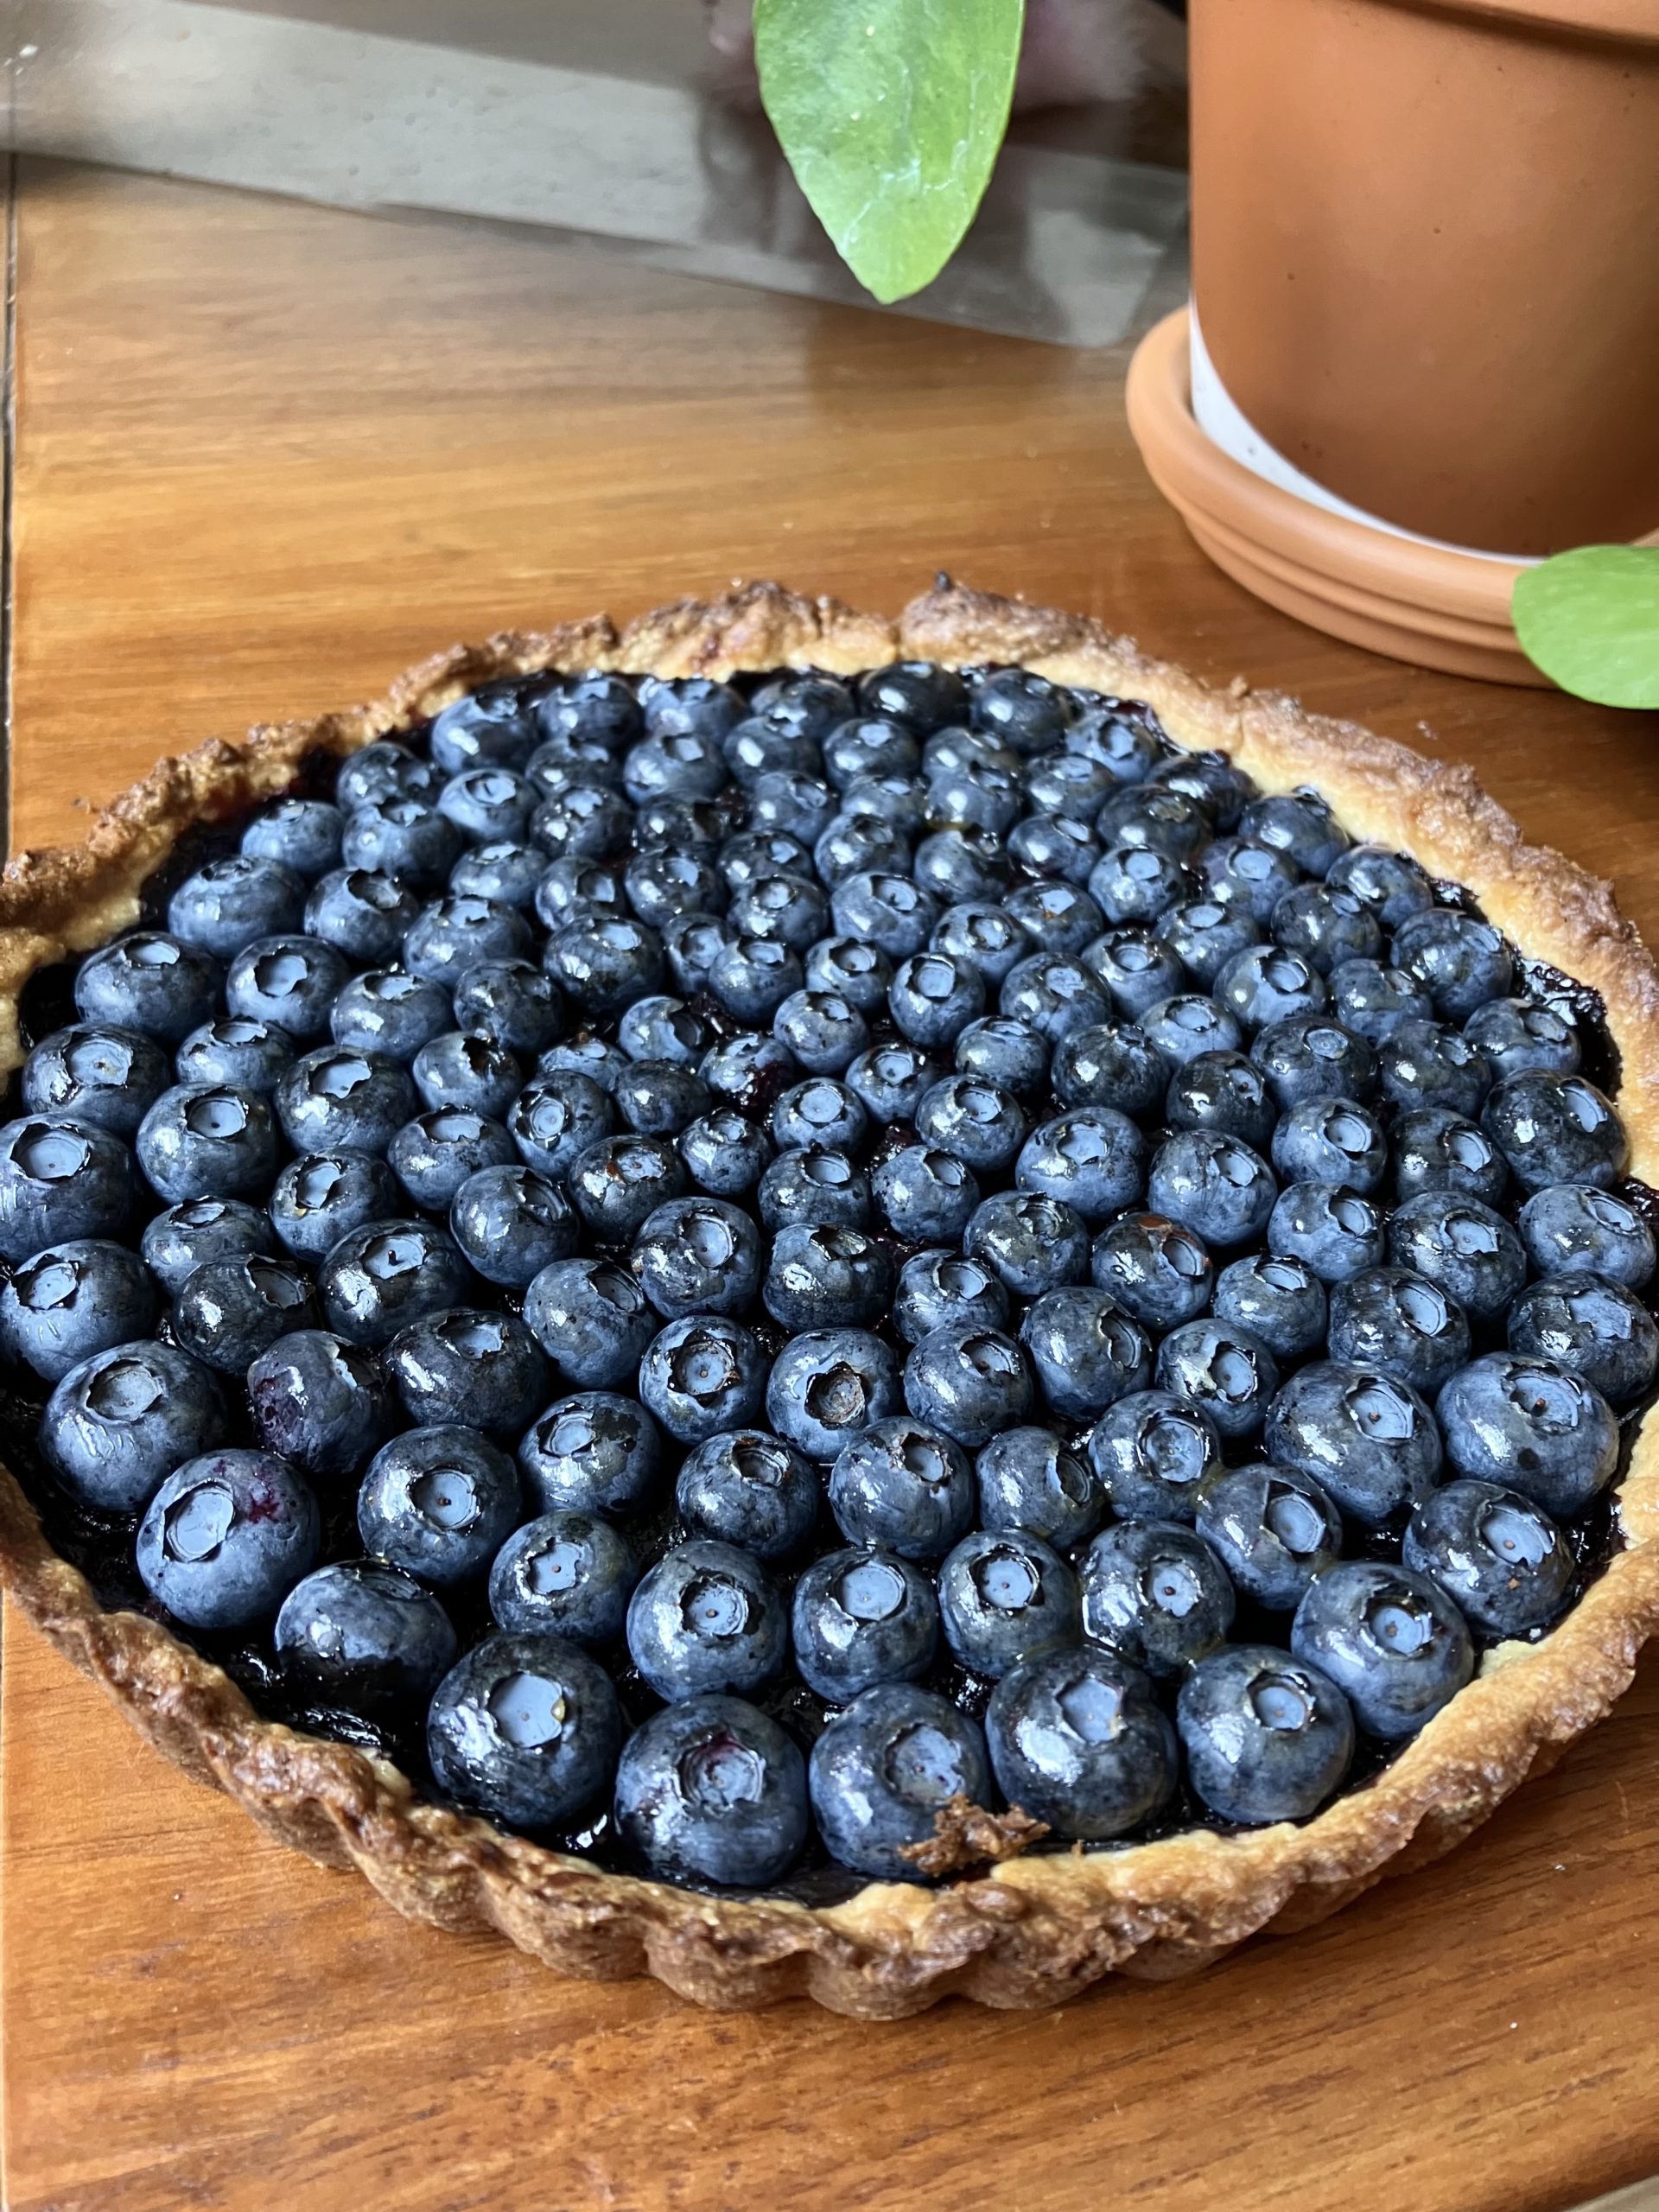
[5,156,1659,2212]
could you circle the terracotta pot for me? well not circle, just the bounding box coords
[1188,0,1659,556]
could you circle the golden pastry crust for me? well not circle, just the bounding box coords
[2,580,1657,2020]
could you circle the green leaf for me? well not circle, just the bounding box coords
[754,0,1025,305]
[1512,545,1659,710]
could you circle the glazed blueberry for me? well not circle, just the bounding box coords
[798,940,889,1023]
[1138,992,1245,1069]
[1166,1050,1276,1152]
[319,1220,476,1351]
[137,1083,278,1205]
[872,1145,979,1243]
[507,1070,614,1179]
[859,659,969,734]
[1271,1096,1387,1195]
[427,1630,622,1830]
[1096,785,1209,863]
[1327,1266,1471,1396]
[439,766,537,846]
[1090,1211,1214,1329]
[1015,1107,1144,1226]
[404,895,534,988]
[772,1077,868,1156]
[844,1041,939,1124]
[823,715,921,791]
[610,1058,711,1139]
[1155,898,1263,989]
[523,1259,656,1391]
[1147,749,1257,829]
[1520,1184,1656,1288]
[1391,1106,1508,1206]
[724,716,821,790]
[1195,1464,1342,1611]
[791,1548,940,1701]
[938,1528,1081,1677]
[341,796,463,887]
[1049,1020,1166,1118]
[304,869,421,964]
[488,1510,637,1645]
[634,795,727,855]
[1482,1069,1627,1193]
[451,960,563,1057]
[275,1559,457,1714]
[760,1147,872,1233]
[268,1149,398,1264]
[137,1449,320,1630]
[537,671,643,749]
[276,1048,416,1158]
[1291,1562,1472,1739]
[1327,957,1432,1044]
[1147,1129,1278,1249]
[1087,842,1198,928]
[1239,790,1348,877]
[887,954,986,1051]
[1006,808,1098,888]
[614,1694,808,1888]
[1403,1480,1574,1638]
[1388,1190,1528,1324]
[569,1136,687,1243]
[518,1391,661,1517]
[538,1036,629,1093]
[531,785,633,867]
[990,1648,1177,1840]
[901,1324,1033,1450]
[764,1222,892,1332]
[771,987,869,1078]
[39,1339,226,1514]
[1375,1019,1494,1120]
[1178,1645,1354,1823]
[626,1539,787,1702]
[0,1116,134,1261]
[751,770,836,849]
[975,1433,1100,1554]
[1004,880,1103,957]
[626,846,727,931]
[1212,1252,1327,1362]
[174,1253,321,1374]
[1155,1319,1281,1440]
[1391,910,1513,1021]
[969,666,1074,752]
[248,1329,395,1481]
[390,1108,516,1211]
[430,683,539,774]
[1507,1271,1659,1406]
[1464,996,1581,1083]
[1251,1014,1378,1110]
[1001,952,1116,1046]
[1089,1389,1222,1522]
[933,906,1033,990]
[1268,1182,1386,1284]
[628,1198,761,1322]
[1066,702,1161,785]
[536,855,627,934]
[624,725,730,808]
[451,840,547,911]
[809,1685,991,1881]
[675,1428,817,1562]
[74,931,221,1045]
[1079,1520,1235,1678]
[142,1196,274,1295]
[1020,1287,1152,1420]
[542,915,664,1019]
[639,1316,772,1445]
[358,1425,521,1586]
[448,1162,577,1288]
[699,1030,802,1120]
[1198,837,1302,925]
[678,1109,774,1198]
[22,1022,170,1139]
[766,1328,900,1460]
[723,874,827,958]
[386,1306,548,1434]
[1325,843,1434,929]
[175,1015,296,1096]
[815,811,909,887]
[1265,1362,1441,1521]
[709,937,803,1024]
[335,740,425,810]
[1270,882,1382,976]
[0,1240,156,1382]
[893,1248,1012,1346]
[331,970,452,1064]
[242,797,345,879]
[927,760,1020,840]
[963,1190,1091,1298]
[226,935,351,1041]
[1216,945,1328,1034]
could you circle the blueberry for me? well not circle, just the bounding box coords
[1291,1561,1472,1738]
[678,1109,774,1198]
[1265,1361,1441,1521]
[626,1538,787,1702]
[1155,1319,1281,1440]
[885,954,984,1052]
[1004,880,1103,957]
[763,1222,891,1333]
[902,1324,1033,1448]
[791,1548,940,1701]
[1096,785,1209,863]
[1482,1070,1627,1193]
[1194,1464,1342,1611]
[531,785,633,867]
[973,666,1076,752]
[1251,1014,1378,1109]
[388,1108,515,1211]
[610,1058,710,1140]
[827,1415,975,1561]
[932,905,1033,990]
[626,846,727,931]
[1166,1049,1277,1152]
[1156,898,1263,988]
[928,760,1020,840]
[671,1427,815,1561]
[330,970,453,1063]
[963,1190,1090,1297]
[724,715,822,789]
[1067,702,1161,785]
[1090,1211,1214,1329]
[438,766,537,846]
[522,1258,655,1390]
[341,796,464,888]
[871,1144,979,1243]
[1078,1520,1235,1678]
[827,873,938,961]
[1178,1645,1355,1822]
[766,1327,900,1460]
[921,823,1020,901]
[1268,1182,1386,1285]
[1088,840,1199,929]
[248,1329,395,1481]
[175,1016,296,1096]
[142,1196,275,1294]
[614,1694,808,1887]
[1376,1019,1494,1120]
[451,959,564,1056]
[633,796,727,854]
[74,931,221,1045]
[1507,1271,1658,1406]
[938,1528,1081,1678]
[625,725,730,807]
[1238,791,1348,877]
[1391,1106,1508,1205]
[1391,910,1513,1021]
[1327,957,1432,1044]
[174,1253,321,1373]
[542,915,664,1019]
[22,1023,170,1136]
[137,1448,320,1630]
[1138,993,1246,1069]
[242,797,345,879]
[137,1083,278,1205]
[518,1391,661,1517]
[39,1339,226,1514]
[1198,837,1302,925]
[989,1649,1179,1840]
[726,874,830,957]
[0,1116,134,1260]
[430,684,539,773]
[1270,882,1382,976]
[802,936,893,1018]
[1387,1190,1527,1324]
[268,1148,398,1264]
[1147,749,1256,828]
[358,1424,521,1586]
[536,855,627,933]
[1212,1252,1327,1362]
[1147,1129,1278,1249]
[1050,1020,1166,1117]
[1520,1184,1656,1288]
[450,840,546,911]
[626,1197,760,1323]
[975,1432,1100,1552]
[1325,843,1434,929]
[276,1048,416,1158]
[1271,1096,1387,1194]
[1216,945,1329,1033]
[815,812,909,887]
[1016,1106,1144,1226]
[406,895,536,988]
[335,740,426,810]
[537,671,642,749]
[772,1077,868,1155]
[226,935,352,1041]
[809,1685,991,1881]
[639,1315,772,1444]
[844,1040,938,1124]
[386,1306,547,1434]
[751,769,837,849]
[1464,996,1581,1082]
[1089,1389,1223,1521]
[568,1135,687,1244]
[507,1070,614,1179]
[1327,1264,1471,1396]
[304,869,421,964]
[488,1510,638,1645]
[319,1219,475,1350]
[275,1559,458,1710]
[859,660,969,733]
[892,1249,1012,1347]
[1402,1480,1574,1638]
[0,1240,157,1382]
[699,1030,802,1120]
[1020,1287,1151,1421]
[538,1036,630,1094]
[426,1630,622,1830]
[709,936,803,1024]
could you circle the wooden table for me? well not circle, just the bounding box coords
[5,156,1659,2212]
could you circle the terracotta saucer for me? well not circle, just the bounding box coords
[1126,308,1547,685]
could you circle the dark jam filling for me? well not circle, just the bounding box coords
[3,682,1652,1910]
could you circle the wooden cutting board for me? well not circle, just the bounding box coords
[6,158,1659,2212]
